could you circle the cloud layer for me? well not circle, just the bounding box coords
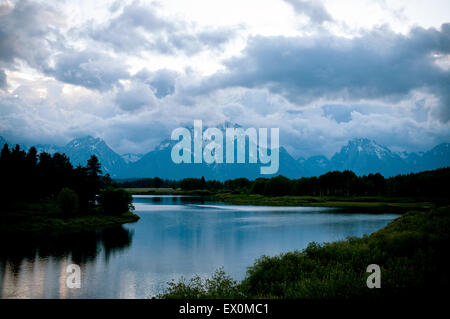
[198,24,450,119]
[0,0,449,158]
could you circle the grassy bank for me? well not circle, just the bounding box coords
[160,206,450,299]
[0,200,140,235]
[210,193,435,213]
[124,187,214,196]
[123,188,436,213]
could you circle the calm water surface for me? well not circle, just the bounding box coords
[0,195,399,298]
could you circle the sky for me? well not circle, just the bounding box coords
[0,0,449,158]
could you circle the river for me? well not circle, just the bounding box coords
[0,195,399,298]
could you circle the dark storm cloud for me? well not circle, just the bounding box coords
[165,28,237,54]
[322,104,401,123]
[88,2,237,55]
[88,2,177,53]
[197,24,450,121]
[0,1,129,92]
[283,0,333,24]
[115,81,157,111]
[134,68,179,98]
[0,1,234,93]
[0,0,60,71]
[115,68,180,111]
[50,50,129,91]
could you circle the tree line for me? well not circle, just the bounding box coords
[0,144,132,216]
[3,141,445,203]
[116,168,450,198]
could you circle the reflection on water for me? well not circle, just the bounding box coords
[0,227,133,298]
[0,196,399,298]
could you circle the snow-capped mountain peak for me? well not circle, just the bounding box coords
[344,138,393,159]
[58,136,126,176]
[1,134,449,179]
[65,136,105,150]
[121,153,143,163]
[330,138,404,176]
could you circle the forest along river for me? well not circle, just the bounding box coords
[0,195,399,298]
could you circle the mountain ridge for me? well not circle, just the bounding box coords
[1,135,449,180]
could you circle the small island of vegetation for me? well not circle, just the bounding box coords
[0,144,139,236]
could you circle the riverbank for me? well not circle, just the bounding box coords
[0,200,140,236]
[124,187,213,196]
[160,205,450,299]
[123,188,436,213]
[210,193,436,213]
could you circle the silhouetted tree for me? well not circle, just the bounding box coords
[154,177,163,188]
[85,155,102,207]
[87,155,102,177]
[57,187,79,216]
[98,187,133,216]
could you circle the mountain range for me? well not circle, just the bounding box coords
[1,134,449,180]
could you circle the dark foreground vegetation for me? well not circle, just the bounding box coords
[160,206,450,299]
[0,144,138,234]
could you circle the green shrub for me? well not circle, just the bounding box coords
[159,268,242,299]
[99,187,134,216]
[57,187,79,216]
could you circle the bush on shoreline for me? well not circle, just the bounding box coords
[160,268,242,299]
[98,187,134,216]
[57,187,79,216]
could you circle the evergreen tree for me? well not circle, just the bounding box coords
[86,155,102,207]
[87,155,102,177]
[1,143,9,160]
